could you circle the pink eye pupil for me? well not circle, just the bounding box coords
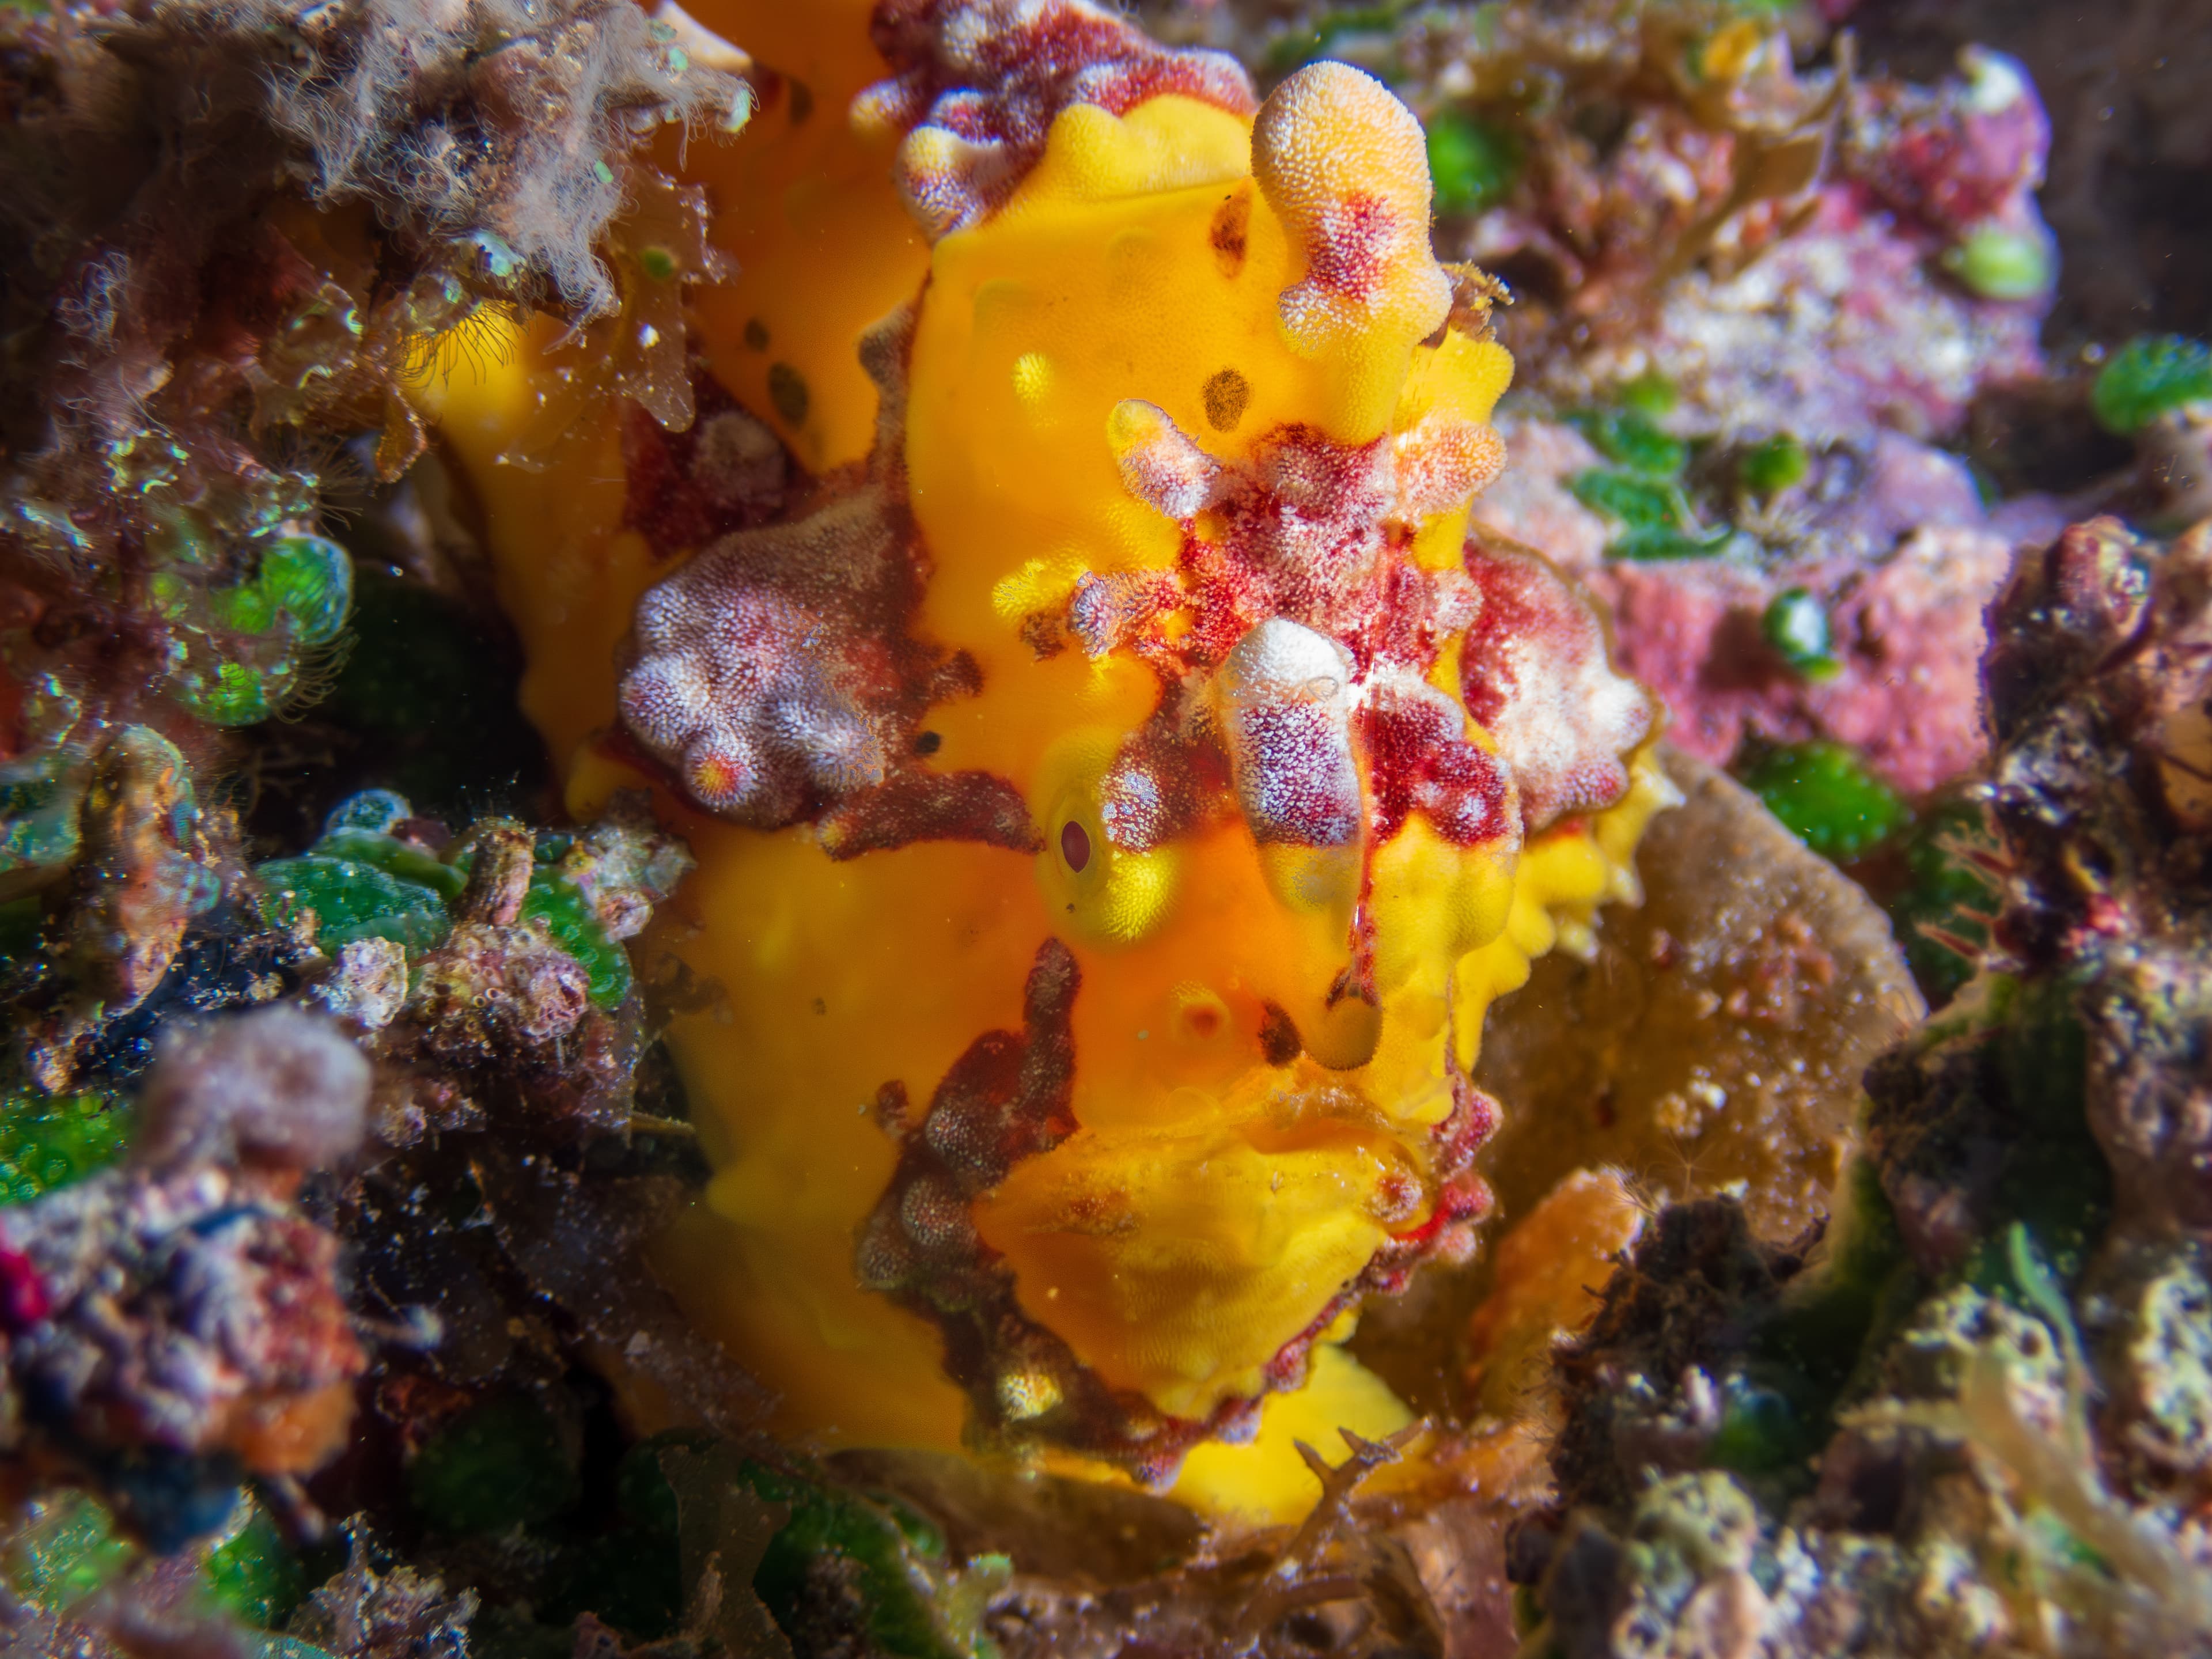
[1060,820,1092,873]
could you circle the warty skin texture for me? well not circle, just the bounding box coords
[433,2,1666,1524]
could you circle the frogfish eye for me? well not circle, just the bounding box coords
[1060,818,1092,873]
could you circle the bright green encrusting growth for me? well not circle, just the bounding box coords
[2091,334,2212,435]
[1760,588,1840,681]
[255,854,452,950]
[589,1434,1006,1657]
[1,1491,135,1612]
[312,828,467,901]
[202,1506,307,1628]
[408,1395,582,1537]
[1737,741,1909,860]
[1570,402,1731,561]
[3,1489,308,1635]
[156,529,355,726]
[1571,469,1726,560]
[0,1088,132,1204]
[1941,225,2051,302]
[1618,370,1676,417]
[1738,433,1809,498]
[1426,108,1522,215]
[253,790,633,1005]
[737,1459,1010,1659]
[1571,406,1689,476]
[254,536,356,649]
[519,872,633,1009]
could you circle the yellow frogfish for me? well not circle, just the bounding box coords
[434,0,1671,1522]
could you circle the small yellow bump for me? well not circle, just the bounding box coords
[1012,350,1055,406]
[991,554,1088,626]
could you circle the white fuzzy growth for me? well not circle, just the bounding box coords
[138,1004,370,1172]
[1219,617,1355,715]
[257,0,746,319]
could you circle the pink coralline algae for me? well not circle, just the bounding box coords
[1638,184,2047,445]
[1475,420,2044,797]
[854,0,1257,238]
[1664,46,2055,442]
[1428,30,2067,806]
[1598,525,2016,797]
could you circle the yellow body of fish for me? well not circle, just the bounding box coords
[433,0,1668,1524]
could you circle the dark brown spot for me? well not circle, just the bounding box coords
[1202,368,1251,432]
[1257,1001,1301,1066]
[1060,819,1092,873]
[1326,965,1377,1010]
[820,770,1041,859]
[1209,185,1252,277]
[912,730,942,756]
[1018,609,1069,660]
[743,317,770,351]
[787,79,815,125]
[767,362,809,427]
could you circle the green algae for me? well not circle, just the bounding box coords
[2092,334,2212,435]
[1942,226,2051,302]
[203,1506,307,1628]
[1737,741,1910,861]
[1760,588,1840,681]
[519,872,632,1009]
[1427,109,1523,214]
[254,855,452,951]
[1570,406,1689,476]
[0,1087,132,1205]
[1738,434,1810,498]
[1884,798,1999,1003]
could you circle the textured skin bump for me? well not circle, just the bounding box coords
[620,506,896,825]
[1461,535,1656,832]
[1214,618,1362,849]
[1251,60,1453,428]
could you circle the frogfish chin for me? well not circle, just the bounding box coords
[432,0,1674,1525]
